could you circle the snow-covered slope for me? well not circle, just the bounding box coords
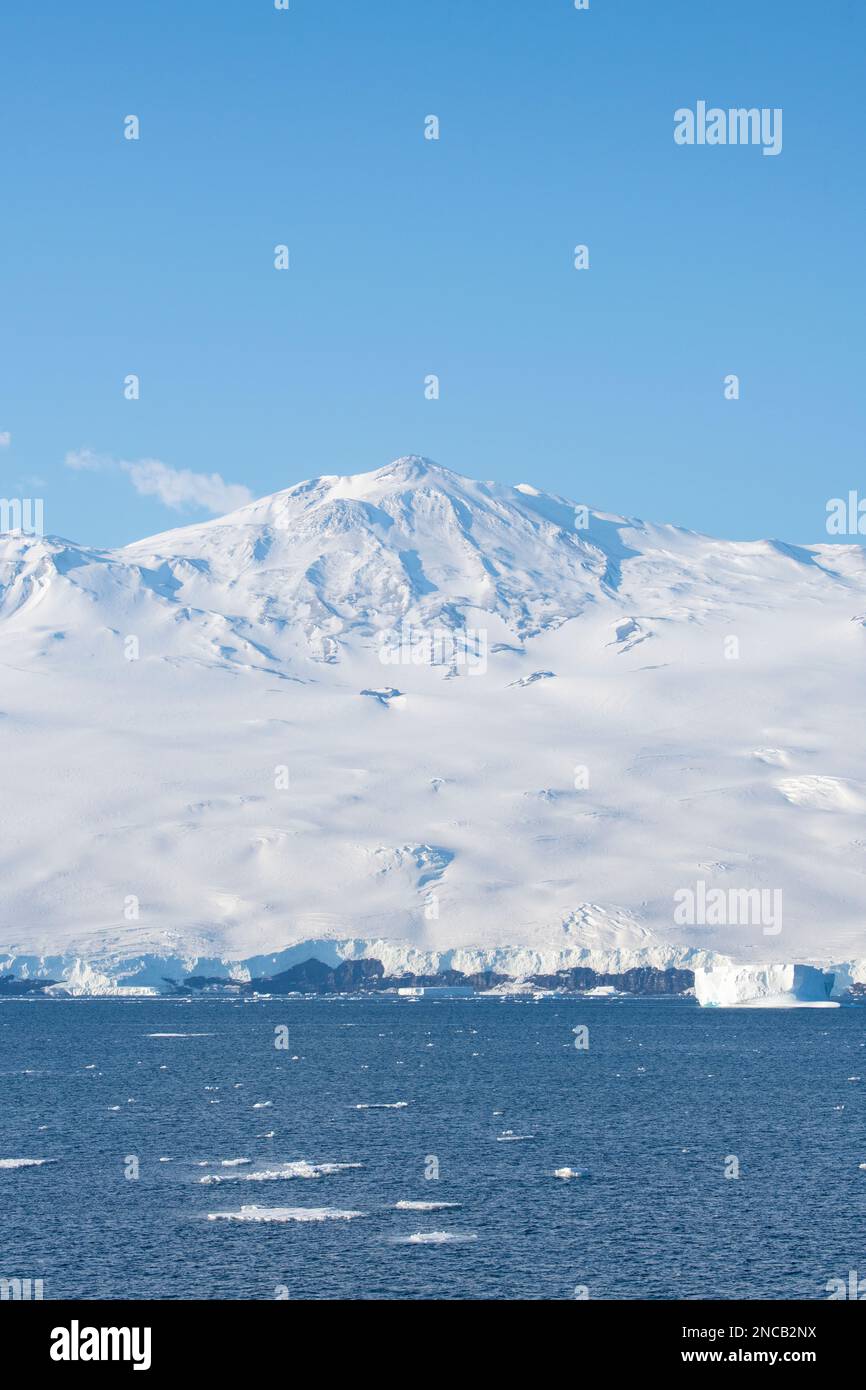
[2,456,866,988]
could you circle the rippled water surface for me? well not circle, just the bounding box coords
[1,997,865,1299]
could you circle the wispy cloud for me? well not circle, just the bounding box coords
[0,431,11,448]
[64,447,110,471]
[64,448,252,516]
[121,459,252,514]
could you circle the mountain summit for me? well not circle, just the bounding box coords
[2,458,866,984]
[6,454,863,665]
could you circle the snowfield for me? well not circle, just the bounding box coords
[2,456,866,994]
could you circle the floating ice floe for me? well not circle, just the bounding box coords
[394,1200,460,1211]
[400,1231,477,1244]
[0,1157,51,1169]
[496,1130,535,1142]
[252,1101,273,1108]
[200,1161,361,1184]
[553,1167,589,1180]
[206,1205,364,1223]
[354,1101,409,1110]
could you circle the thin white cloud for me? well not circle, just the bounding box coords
[0,431,11,447]
[65,447,110,471]
[121,458,253,515]
[64,447,253,516]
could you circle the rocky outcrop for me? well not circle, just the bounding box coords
[528,966,694,995]
[0,972,56,995]
[176,959,694,997]
[251,957,386,993]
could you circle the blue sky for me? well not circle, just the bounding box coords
[1,0,863,547]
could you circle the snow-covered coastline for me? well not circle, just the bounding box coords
[2,940,865,1005]
[3,458,866,994]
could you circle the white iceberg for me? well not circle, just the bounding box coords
[694,962,837,1008]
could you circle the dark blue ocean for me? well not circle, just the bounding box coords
[2,996,865,1300]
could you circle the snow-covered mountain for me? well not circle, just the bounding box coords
[2,456,866,991]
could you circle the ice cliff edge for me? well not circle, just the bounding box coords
[695,962,837,1008]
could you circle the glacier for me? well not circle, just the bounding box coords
[2,455,866,993]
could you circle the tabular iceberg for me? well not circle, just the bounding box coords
[694,963,837,1008]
